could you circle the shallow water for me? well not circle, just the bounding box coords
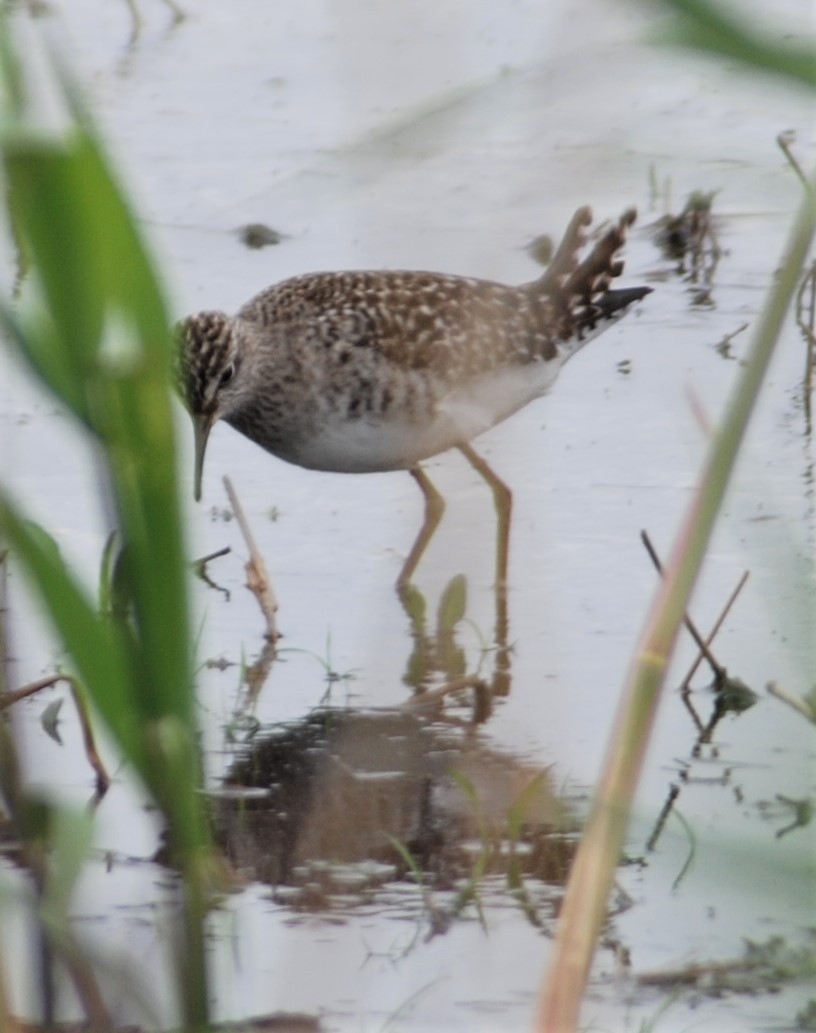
[1,1,815,1030]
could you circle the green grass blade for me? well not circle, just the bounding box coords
[0,26,209,1025]
[655,0,816,89]
[3,67,192,731]
[537,169,816,1031]
[0,496,142,767]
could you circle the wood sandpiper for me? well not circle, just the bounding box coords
[177,206,650,588]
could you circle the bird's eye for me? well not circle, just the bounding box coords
[219,363,235,388]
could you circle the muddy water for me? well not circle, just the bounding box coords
[2,1,815,1030]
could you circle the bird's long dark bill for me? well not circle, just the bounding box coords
[193,415,213,502]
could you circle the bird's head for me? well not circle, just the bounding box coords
[175,310,242,501]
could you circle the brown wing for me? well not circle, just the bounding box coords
[236,207,645,387]
[239,269,557,384]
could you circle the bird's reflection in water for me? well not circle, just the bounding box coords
[400,573,511,717]
[402,576,469,693]
[213,709,576,928]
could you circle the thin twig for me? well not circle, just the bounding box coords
[0,674,111,794]
[67,681,111,798]
[53,937,116,1033]
[686,383,714,437]
[0,935,21,1033]
[767,680,816,723]
[0,698,113,1028]
[640,530,724,681]
[644,783,680,852]
[223,477,280,642]
[680,690,706,735]
[795,261,816,432]
[714,321,749,360]
[638,954,765,987]
[192,546,231,600]
[195,546,231,566]
[0,674,63,711]
[680,569,749,690]
[244,640,278,705]
[779,134,816,431]
[777,131,812,197]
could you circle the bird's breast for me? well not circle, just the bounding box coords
[227,358,563,473]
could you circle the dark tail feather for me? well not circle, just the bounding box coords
[566,208,638,300]
[530,207,651,343]
[597,285,653,317]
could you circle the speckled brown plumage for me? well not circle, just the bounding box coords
[177,207,650,500]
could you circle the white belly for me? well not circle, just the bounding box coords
[289,358,564,473]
